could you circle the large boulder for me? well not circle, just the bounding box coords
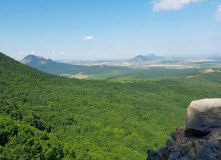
[147,98,221,160]
[185,98,221,136]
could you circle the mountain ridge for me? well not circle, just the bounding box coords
[21,55,56,66]
[130,54,166,62]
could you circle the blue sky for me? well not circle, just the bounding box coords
[0,0,221,61]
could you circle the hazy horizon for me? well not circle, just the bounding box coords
[1,0,221,61]
[19,53,221,63]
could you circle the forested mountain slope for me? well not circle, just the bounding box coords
[0,52,75,159]
[1,52,221,159]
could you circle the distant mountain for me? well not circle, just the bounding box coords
[130,54,165,62]
[21,55,56,66]
[20,55,130,77]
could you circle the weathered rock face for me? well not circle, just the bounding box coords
[146,98,221,160]
[186,98,221,136]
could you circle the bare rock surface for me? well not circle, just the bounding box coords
[146,98,221,160]
[186,98,221,136]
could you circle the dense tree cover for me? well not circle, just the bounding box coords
[0,115,66,160]
[1,52,221,159]
[26,59,130,76]
[86,67,202,81]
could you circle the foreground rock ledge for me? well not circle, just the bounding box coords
[147,98,221,160]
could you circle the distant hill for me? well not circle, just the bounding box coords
[19,54,203,80]
[210,56,221,61]
[21,55,56,66]
[130,54,165,62]
[20,55,130,77]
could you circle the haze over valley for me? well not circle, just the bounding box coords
[20,53,221,80]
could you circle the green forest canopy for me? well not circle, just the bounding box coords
[1,52,221,159]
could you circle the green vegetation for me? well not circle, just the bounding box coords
[33,62,202,81]
[22,55,203,80]
[0,115,65,160]
[1,52,221,159]
[88,68,201,81]
[28,61,131,78]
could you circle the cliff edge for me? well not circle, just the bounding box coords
[147,98,221,160]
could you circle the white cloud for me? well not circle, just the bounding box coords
[18,51,24,55]
[31,51,35,54]
[60,51,65,55]
[82,36,93,40]
[215,5,221,21]
[152,0,203,11]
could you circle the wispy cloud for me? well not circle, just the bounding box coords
[60,51,65,55]
[31,51,35,54]
[215,5,221,21]
[82,36,93,40]
[152,0,202,12]
[18,51,24,55]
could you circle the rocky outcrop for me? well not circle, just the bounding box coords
[147,98,221,160]
[21,55,56,66]
[186,98,221,137]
